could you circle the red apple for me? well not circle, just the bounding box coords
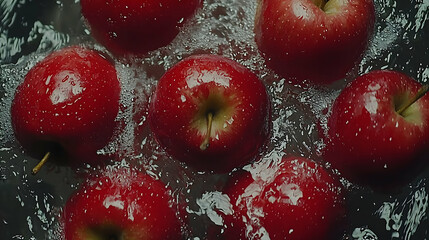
[213,156,345,239]
[255,0,375,84]
[80,0,201,56]
[62,167,184,240]
[10,46,120,173]
[323,70,429,186]
[149,54,271,173]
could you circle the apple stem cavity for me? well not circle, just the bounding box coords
[313,0,327,9]
[397,85,429,116]
[200,112,214,151]
[32,152,50,175]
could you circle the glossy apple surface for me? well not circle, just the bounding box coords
[323,70,429,186]
[80,0,201,56]
[255,0,375,84]
[149,54,271,173]
[11,46,120,169]
[215,156,345,239]
[62,167,183,240]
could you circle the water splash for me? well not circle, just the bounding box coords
[352,227,379,240]
[189,191,233,226]
[376,182,428,240]
[0,0,428,239]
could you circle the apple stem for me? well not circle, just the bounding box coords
[200,112,214,151]
[397,85,429,116]
[32,152,50,175]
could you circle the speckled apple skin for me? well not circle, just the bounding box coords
[213,156,345,240]
[324,70,429,185]
[149,54,271,173]
[62,167,184,240]
[11,46,120,166]
[255,0,375,84]
[80,0,202,56]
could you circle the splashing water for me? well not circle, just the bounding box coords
[376,182,428,240]
[0,0,428,239]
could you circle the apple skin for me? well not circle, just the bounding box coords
[80,0,201,56]
[323,70,429,186]
[149,54,271,173]
[212,156,345,240]
[62,167,184,240]
[10,46,120,168]
[255,0,375,84]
